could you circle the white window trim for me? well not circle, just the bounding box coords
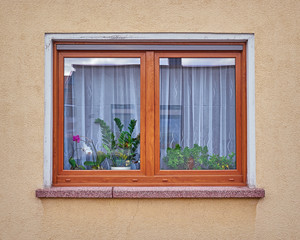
[44,33,255,188]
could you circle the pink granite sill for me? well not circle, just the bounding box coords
[113,187,265,199]
[36,187,113,198]
[36,186,264,199]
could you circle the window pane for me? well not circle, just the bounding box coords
[160,58,236,170]
[64,58,141,170]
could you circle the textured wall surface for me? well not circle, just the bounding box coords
[0,0,299,239]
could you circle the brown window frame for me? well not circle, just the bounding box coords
[52,42,247,186]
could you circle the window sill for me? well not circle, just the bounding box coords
[36,186,265,199]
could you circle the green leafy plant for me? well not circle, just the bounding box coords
[163,144,204,170]
[94,118,116,152]
[115,119,140,162]
[163,144,235,170]
[69,135,106,170]
[68,157,86,170]
[206,152,236,170]
[95,117,140,167]
[84,151,107,170]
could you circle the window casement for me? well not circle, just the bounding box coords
[52,41,247,186]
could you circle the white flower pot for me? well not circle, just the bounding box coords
[111,166,131,170]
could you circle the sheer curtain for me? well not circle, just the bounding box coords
[64,64,140,169]
[63,62,235,170]
[160,64,236,169]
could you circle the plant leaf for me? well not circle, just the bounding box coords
[95,118,114,149]
[103,144,111,154]
[69,157,77,168]
[84,161,96,166]
[128,119,137,134]
[114,118,124,132]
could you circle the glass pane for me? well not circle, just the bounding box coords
[64,58,141,170]
[160,58,236,170]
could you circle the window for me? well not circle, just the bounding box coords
[50,36,251,187]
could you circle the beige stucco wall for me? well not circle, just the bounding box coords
[0,0,299,239]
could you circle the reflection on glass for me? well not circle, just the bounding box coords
[160,58,236,170]
[64,58,141,170]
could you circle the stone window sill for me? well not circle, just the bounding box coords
[36,186,265,199]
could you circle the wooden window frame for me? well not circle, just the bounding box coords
[52,41,247,186]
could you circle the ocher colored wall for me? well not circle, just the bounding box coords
[0,0,299,239]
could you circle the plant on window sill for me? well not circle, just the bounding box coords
[163,144,236,170]
[68,118,141,171]
[68,135,106,170]
[96,117,140,170]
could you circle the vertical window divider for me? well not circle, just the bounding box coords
[145,51,155,176]
[139,53,146,176]
[154,53,161,175]
[241,42,248,183]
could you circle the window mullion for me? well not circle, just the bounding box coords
[145,51,155,176]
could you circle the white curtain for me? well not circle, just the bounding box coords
[160,65,236,169]
[64,63,235,170]
[64,64,140,169]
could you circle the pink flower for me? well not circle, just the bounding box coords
[72,135,80,143]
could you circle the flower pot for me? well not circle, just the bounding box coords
[111,166,131,170]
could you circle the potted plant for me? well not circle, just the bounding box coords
[84,151,107,170]
[163,144,235,170]
[163,144,204,170]
[204,152,236,170]
[68,135,107,170]
[95,117,140,170]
